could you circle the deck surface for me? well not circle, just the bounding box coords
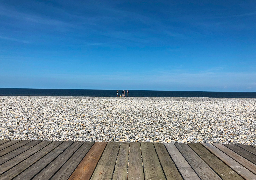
[0,140,255,180]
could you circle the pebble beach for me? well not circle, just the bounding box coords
[0,96,255,145]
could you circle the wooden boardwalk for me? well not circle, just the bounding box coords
[0,140,255,180]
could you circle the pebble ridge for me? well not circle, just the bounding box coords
[0,96,255,144]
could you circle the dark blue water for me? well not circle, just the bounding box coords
[0,88,256,98]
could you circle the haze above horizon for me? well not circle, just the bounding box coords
[0,0,256,92]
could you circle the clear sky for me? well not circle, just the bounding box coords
[0,0,256,91]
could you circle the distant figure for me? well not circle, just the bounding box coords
[117,90,119,97]
[127,90,129,97]
[122,90,125,97]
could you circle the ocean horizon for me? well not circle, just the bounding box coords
[0,88,256,98]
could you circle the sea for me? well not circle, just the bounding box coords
[0,88,256,98]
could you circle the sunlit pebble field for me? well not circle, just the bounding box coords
[0,96,255,144]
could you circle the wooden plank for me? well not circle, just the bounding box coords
[128,142,144,180]
[0,140,9,146]
[33,141,83,179]
[203,143,256,180]
[0,140,41,165]
[0,140,30,157]
[175,143,221,180]
[0,140,20,151]
[213,143,256,174]
[225,144,256,164]
[154,143,183,180]
[14,141,72,180]
[141,142,165,180]
[69,142,107,180]
[237,144,256,155]
[1,141,62,180]
[51,142,94,180]
[113,142,129,180]
[0,140,50,175]
[188,143,243,180]
[165,143,200,180]
[91,142,120,180]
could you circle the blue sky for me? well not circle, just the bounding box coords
[0,0,256,91]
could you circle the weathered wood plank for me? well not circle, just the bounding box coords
[51,142,94,180]
[113,142,129,180]
[91,142,120,180]
[1,141,61,180]
[128,142,144,180]
[0,141,50,175]
[3,140,256,180]
[204,143,256,180]
[165,143,200,180]
[69,142,107,180]
[213,143,256,174]
[14,141,72,180]
[237,144,256,156]
[188,143,243,180]
[175,143,221,180]
[225,144,256,164]
[0,140,30,157]
[0,140,9,146]
[32,141,83,179]
[154,143,182,180]
[141,142,165,180]
[0,140,20,151]
[0,140,41,165]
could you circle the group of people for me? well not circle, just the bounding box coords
[117,90,129,97]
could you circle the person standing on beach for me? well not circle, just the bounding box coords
[117,90,119,97]
[122,90,125,97]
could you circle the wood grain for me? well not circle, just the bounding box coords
[237,144,256,156]
[154,143,182,180]
[141,142,165,180]
[113,142,129,180]
[32,141,83,179]
[0,140,20,151]
[52,142,94,180]
[175,143,221,180]
[188,143,243,180]
[1,141,61,180]
[213,143,256,174]
[203,143,256,180]
[0,141,50,175]
[128,142,144,180]
[0,140,9,146]
[90,142,120,180]
[69,142,107,180]
[0,140,30,157]
[165,143,200,180]
[0,140,41,165]
[14,141,72,180]
[225,144,256,164]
